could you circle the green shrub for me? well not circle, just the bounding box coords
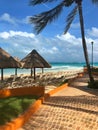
[0,95,39,125]
[92,67,98,72]
[88,80,98,89]
[58,79,68,86]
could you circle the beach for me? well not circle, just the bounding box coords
[0,62,87,91]
[2,62,98,92]
[0,68,83,93]
[0,62,84,78]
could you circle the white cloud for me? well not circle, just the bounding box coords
[87,27,98,38]
[56,33,81,46]
[0,30,35,39]
[41,46,58,55]
[22,16,30,24]
[71,23,80,29]
[0,29,98,62]
[0,32,10,39]
[52,46,58,51]
[0,13,30,26]
[0,13,16,25]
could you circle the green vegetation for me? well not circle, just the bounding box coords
[0,95,39,125]
[88,80,98,89]
[58,79,68,87]
[92,67,98,72]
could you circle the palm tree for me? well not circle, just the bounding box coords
[29,0,94,83]
[91,0,98,4]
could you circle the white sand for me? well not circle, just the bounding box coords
[0,69,83,92]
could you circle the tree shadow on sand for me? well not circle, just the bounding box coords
[44,95,98,115]
[69,74,98,96]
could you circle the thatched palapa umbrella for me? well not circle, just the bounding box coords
[21,49,51,79]
[0,47,21,81]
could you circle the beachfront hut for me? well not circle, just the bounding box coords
[21,49,51,79]
[0,47,21,81]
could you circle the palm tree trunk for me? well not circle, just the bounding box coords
[77,2,94,83]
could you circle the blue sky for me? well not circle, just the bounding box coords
[0,0,98,63]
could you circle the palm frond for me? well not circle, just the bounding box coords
[91,0,98,5]
[64,5,78,34]
[63,0,74,7]
[30,0,58,5]
[29,2,64,34]
[91,0,98,3]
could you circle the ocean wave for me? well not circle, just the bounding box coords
[1,63,84,76]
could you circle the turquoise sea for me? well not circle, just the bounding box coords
[1,62,98,77]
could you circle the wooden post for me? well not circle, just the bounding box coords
[42,68,44,73]
[1,68,3,81]
[15,68,17,76]
[34,67,36,80]
[31,68,33,77]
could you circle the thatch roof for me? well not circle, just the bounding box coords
[0,47,22,81]
[21,49,51,68]
[0,48,21,68]
[21,49,51,79]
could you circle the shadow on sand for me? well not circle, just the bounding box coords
[44,95,98,115]
[69,74,98,96]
